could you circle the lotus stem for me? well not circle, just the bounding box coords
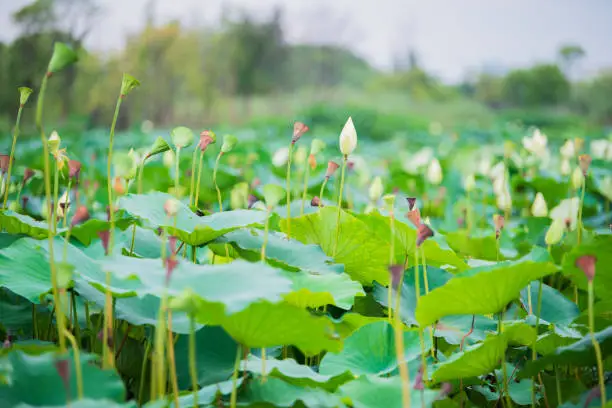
[531,278,544,407]
[189,147,198,206]
[32,304,38,340]
[129,161,147,256]
[260,207,271,381]
[106,95,123,254]
[286,143,294,237]
[174,147,182,199]
[421,248,435,357]
[393,311,411,408]
[213,152,223,212]
[414,246,428,384]
[300,161,311,215]
[230,344,242,408]
[189,316,199,407]
[388,209,395,322]
[52,160,60,233]
[102,271,115,369]
[194,151,205,208]
[167,312,180,408]
[2,103,25,209]
[577,178,586,245]
[154,292,168,398]
[554,365,562,405]
[139,339,152,406]
[63,329,84,400]
[588,281,606,407]
[498,313,512,408]
[333,155,348,256]
[527,283,533,315]
[318,178,328,213]
[36,73,65,353]
[70,290,81,347]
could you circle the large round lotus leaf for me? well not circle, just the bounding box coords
[15,399,138,408]
[445,230,518,261]
[562,235,612,300]
[173,378,241,407]
[472,363,538,406]
[0,350,125,406]
[319,320,430,377]
[242,376,343,407]
[117,192,266,246]
[0,211,64,239]
[68,217,135,246]
[338,375,439,408]
[281,270,364,310]
[415,249,558,326]
[281,207,391,285]
[215,301,342,356]
[519,281,579,326]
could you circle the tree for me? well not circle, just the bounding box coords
[503,64,570,107]
[558,44,585,77]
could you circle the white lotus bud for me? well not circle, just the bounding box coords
[339,117,357,156]
[560,158,571,176]
[48,131,61,155]
[272,147,290,168]
[560,140,575,158]
[426,158,443,185]
[571,167,584,190]
[162,150,174,168]
[545,218,564,245]
[531,192,548,217]
[369,177,384,202]
[464,174,476,192]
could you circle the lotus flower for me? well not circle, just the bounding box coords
[531,192,548,217]
[272,147,290,168]
[369,177,383,202]
[325,161,340,179]
[560,139,576,158]
[575,255,596,282]
[416,224,434,247]
[545,218,564,245]
[164,198,180,217]
[522,128,548,157]
[489,162,505,181]
[247,194,258,209]
[308,154,316,170]
[590,139,612,160]
[292,121,309,144]
[339,117,357,156]
[57,190,70,219]
[426,158,443,185]
[550,197,579,230]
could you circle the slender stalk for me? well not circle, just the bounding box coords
[174,147,182,199]
[393,310,411,408]
[189,147,198,206]
[167,313,180,408]
[70,290,81,347]
[230,344,242,408]
[414,246,428,383]
[285,143,294,237]
[62,179,72,229]
[531,278,543,408]
[139,340,152,406]
[106,96,123,253]
[212,152,223,212]
[52,161,60,233]
[189,317,199,407]
[32,304,38,340]
[588,281,607,408]
[421,248,429,294]
[64,330,84,400]
[577,179,586,245]
[333,155,348,256]
[317,178,328,213]
[102,271,114,369]
[554,365,562,405]
[527,283,533,315]
[36,73,65,352]
[388,210,395,322]
[154,292,168,398]
[300,162,311,215]
[129,161,146,256]
[194,151,205,207]
[2,104,24,209]
[499,313,512,408]
[259,208,272,381]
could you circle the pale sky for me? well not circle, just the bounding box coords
[1,0,611,82]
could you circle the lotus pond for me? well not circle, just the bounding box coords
[1,43,612,408]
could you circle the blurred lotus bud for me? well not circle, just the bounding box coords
[68,160,81,181]
[3,337,10,349]
[347,161,355,172]
[575,255,597,282]
[97,327,114,348]
[426,158,443,185]
[408,207,421,227]
[310,139,326,155]
[560,158,571,176]
[493,214,505,239]
[464,174,476,192]
[308,154,317,170]
[382,194,395,214]
[294,146,308,166]
[560,139,575,158]
[98,230,110,255]
[168,288,199,314]
[0,154,9,174]
[221,134,238,153]
[578,154,592,176]
[325,161,340,179]
[165,255,179,285]
[545,218,564,245]
[113,177,126,195]
[263,184,285,208]
[198,130,216,152]
[18,87,33,106]
[292,121,309,144]
[574,137,585,153]
[503,141,515,159]
[414,364,425,390]
[48,131,61,156]
[164,198,180,217]
[170,126,194,149]
[406,197,417,211]
[47,42,78,74]
[416,224,434,247]
[272,147,290,167]
[339,117,357,156]
[389,264,403,289]
[247,194,258,209]
[70,206,90,227]
[439,382,453,398]
[21,196,29,210]
[496,189,512,211]
[571,167,584,190]
[57,190,70,219]
[230,182,249,210]
[162,150,175,168]
[311,196,323,207]
[369,177,384,202]
[22,168,35,185]
[54,358,71,395]
[120,73,140,97]
[531,192,548,217]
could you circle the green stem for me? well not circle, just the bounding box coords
[286,143,294,238]
[36,73,65,352]
[318,178,328,213]
[166,313,180,408]
[62,178,72,229]
[189,316,198,407]
[577,178,586,245]
[2,105,24,209]
[194,151,204,208]
[213,152,223,212]
[260,208,271,381]
[588,281,607,408]
[387,212,395,322]
[64,329,84,400]
[414,246,428,383]
[554,365,562,405]
[107,95,123,255]
[129,225,137,256]
[138,340,152,406]
[531,278,544,407]
[137,160,145,194]
[333,156,348,256]
[393,308,411,408]
[32,304,38,340]
[71,290,81,347]
[174,147,182,199]
[52,161,59,233]
[300,161,311,215]
[189,147,198,206]
[499,313,512,408]
[230,344,242,408]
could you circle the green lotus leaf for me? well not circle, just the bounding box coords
[502,321,538,346]
[69,217,134,246]
[242,355,353,391]
[319,321,430,376]
[472,363,538,405]
[0,289,50,338]
[117,192,266,246]
[0,211,65,239]
[431,335,507,383]
[434,314,498,346]
[332,313,385,339]
[215,301,342,356]
[519,281,579,326]
[445,230,518,261]
[15,399,138,408]
[0,350,125,406]
[415,250,558,326]
[561,235,612,299]
[242,376,343,408]
[282,270,364,310]
[174,378,241,407]
[338,375,439,408]
[556,384,612,408]
[281,207,390,285]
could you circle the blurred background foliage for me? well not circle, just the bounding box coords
[1,0,612,140]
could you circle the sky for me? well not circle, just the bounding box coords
[1,0,612,82]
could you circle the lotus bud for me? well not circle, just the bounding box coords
[578,154,592,176]
[230,182,249,209]
[57,190,70,219]
[165,254,179,285]
[120,73,140,97]
[97,327,114,348]
[18,87,33,106]
[48,131,61,156]
[574,137,585,153]
[198,130,216,152]
[369,177,384,202]
[71,206,90,227]
[54,358,71,395]
[47,42,78,74]
[22,168,35,185]
[308,154,316,170]
[408,207,421,227]
[0,154,9,174]
[162,150,175,168]
[571,167,584,190]
[310,139,326,155]
[292,121,309,144]
[272,147,290,167]
[97,230,110,255]
[221,134,238,153]
[464,174,476,192]
[389,264,404,289]
[493,214,504,239]
[531,192,548,217]
[164,198,180,217]
[294,146,308,166]
[347,161,355,172]
[311,196,323,207]
[247,194,258,209]
[545,219,564,245]
[575,255,597,282]
[560,158,571,176]
[406,197,417,211]
[113,177,126,195]
[426,158,443,185]
[339,117,357,156]
[416,224,434,247]
[325,161,340,179]
[503,141,515,159]
[263,184,285,208]
[171,126,194,149]
[560,139,575,158]
[382,194,395,214]
[68,160,82,181]
[439,383,453,398]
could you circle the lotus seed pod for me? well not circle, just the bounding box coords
[292,121,309,144]
[221,134,238,153]
[120,73,140,97]
[171,126,195,149]
[47,42,78,74]
[198,130,216,152]
[578,154,592,176]
[18,87,33,106]
[339,117,357,156]
[325,161,340,179]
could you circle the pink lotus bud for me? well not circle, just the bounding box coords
[439,382,452,398]
[97,327,114,348]
[347,161,355,171]
[578,154,592,176]
[311,196,323,207]
[292,121,309,144]
[198,130,216,152]
[168,236,178,255]
[70,206,90,227]
[0,154,9,174]
[388,264,403,289]
[575,255,597,282]
[164,256,179,286]
[416,224,434,247]
[54,358,71,395]
[325,161,340,179]
[406,197,416,211]
[98,230,110,255]
[408,208,421,227]
[68,160,82,181]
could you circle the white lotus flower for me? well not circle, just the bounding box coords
[272,147,290,168]
[339,117,357,156]
[477,156,492,176]
[402,147,434,174]
[550,197,579,230]
[496,188,512,211]
[590,139,611,160]
[571,167,584,190]
[522,128,548,157]
[489,162,506,181]
[560,158,571,176]
[464,174,476,192]
[531,192,548,217]
[369,176,384,202]
[426,158,443,185]
[560,140,576,158]
[545,218,565,245]
[600,176,612,201]
[493,176,506,196]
